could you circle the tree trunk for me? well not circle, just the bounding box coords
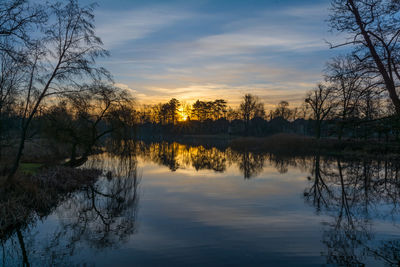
[70,142,78,164]
[16,227,30,267]
[348,0,400,115]
[316,120,321,139]
[337,122,344,141]
[7,126,28,181]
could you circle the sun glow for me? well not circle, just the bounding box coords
[178,107,189,122]
[179,113,189,122]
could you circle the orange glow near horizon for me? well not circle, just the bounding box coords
[178,107,189,122]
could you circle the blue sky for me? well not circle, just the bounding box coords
[84,0,346,108]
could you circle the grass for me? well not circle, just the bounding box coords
[19,163,43,175]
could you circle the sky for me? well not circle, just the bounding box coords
[83,0,346,109]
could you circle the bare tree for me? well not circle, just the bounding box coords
[273,100,292,120]
[0,0,46,79]
[0,51,22,135]
[8,0,110,179]
[239,94,265,136]
[0,0,43,36]
[44,83,134,166]
[227,107,240,121]
[0,0,45,166]
[329,0,400,115]
[305,84,336,139]
[325,55,379,139]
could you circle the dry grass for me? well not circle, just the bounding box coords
[229,133,398,157]
[230,134,325,154]
[1,139,71,165]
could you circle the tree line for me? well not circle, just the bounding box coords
[133,84,395,139]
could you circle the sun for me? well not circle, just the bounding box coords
[178,107,189,122]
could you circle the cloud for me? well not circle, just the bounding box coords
[93,2,340,107]
[115,82,137,93]
[177,29,327,58]
[280,4,330,18]
[95,7,193,48]
[161,4,331,58]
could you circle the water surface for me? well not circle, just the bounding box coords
[2,142,400,266]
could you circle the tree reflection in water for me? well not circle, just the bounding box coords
[132,140,400,265]
[237,151,265,179]
[305,155,400,266]
[0,143,140,266]
[136,141,307,179]
[2,141,400,266]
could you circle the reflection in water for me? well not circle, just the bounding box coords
[0,148,140,266]
[56,175,139,250]
[135,141,310,179]
[305,156,400,266]
[137,141,400,265]
[238,151,264,179]
[1,141,400,266]
[138,142,226,173]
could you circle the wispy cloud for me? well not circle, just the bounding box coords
[280,4,330,18]
[92,1,339,106]
[115,82,137,93]
[95,7,193,48]
[181,31,326,57]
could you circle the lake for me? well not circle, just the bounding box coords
[2,141,400,266]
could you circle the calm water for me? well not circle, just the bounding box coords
[2,142,400,266]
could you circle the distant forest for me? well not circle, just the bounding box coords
[132,89,396,140]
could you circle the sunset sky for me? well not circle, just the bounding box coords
[85,0,346,109]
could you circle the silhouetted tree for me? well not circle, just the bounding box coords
[191,99,227,121]
[160,98,180,124]
[0,50,21,148]
[305,84,336,139]
[325,55,377,139]
[273,101,292,120]
[8,0,110,179]
[192,100,209,121]
[239,94,265,135]
[329,0,400,115]
[213,99,227,120]
[44,83,134,166]
[0,0,45,54]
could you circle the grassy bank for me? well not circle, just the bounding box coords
[0,138,82,175]
[2,139,71,164]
